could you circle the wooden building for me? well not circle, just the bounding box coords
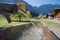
[53,8,60,19]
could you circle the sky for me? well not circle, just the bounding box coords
[0,0,60,7]
[24,0,60,7]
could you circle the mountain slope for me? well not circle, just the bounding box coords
[38,4,55,14]
[0,0,60,16]
[23,1,60,16]
[24,1,39,16]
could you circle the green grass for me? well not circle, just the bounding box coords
[0,18,30,27]
[1,17,60,28]
[0,18,40,27]
[21,18,40,22]
[40,19,60,27]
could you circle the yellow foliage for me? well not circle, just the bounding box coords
[26,10,32,18]
[21,10,32,19]
[11,2,32,20]
[10,13,19,20]
[10,2,27,21]
[37,14,43,18]
[17,2,26,12]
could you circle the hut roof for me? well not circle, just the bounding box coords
[54,9,60,13]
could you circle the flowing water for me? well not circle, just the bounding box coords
[18,10,43,40]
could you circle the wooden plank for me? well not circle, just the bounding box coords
[43,27,59,40]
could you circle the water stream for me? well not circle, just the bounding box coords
[18,10,43,40]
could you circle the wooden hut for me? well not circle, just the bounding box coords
[53,8,60,19]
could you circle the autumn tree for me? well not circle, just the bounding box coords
[26,10,32,18]
[16,2,26,21]
[11,2,26,20]
[22,10,32,19]
[11,2,32,21]
[17,2,26,12]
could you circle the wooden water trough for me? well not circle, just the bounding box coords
[0,23,60,40]
[0,23,32,40]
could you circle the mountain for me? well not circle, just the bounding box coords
[0,0,60,16]
[23,1,60,16]
[38,4,55,15]
[24,1,39,17]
